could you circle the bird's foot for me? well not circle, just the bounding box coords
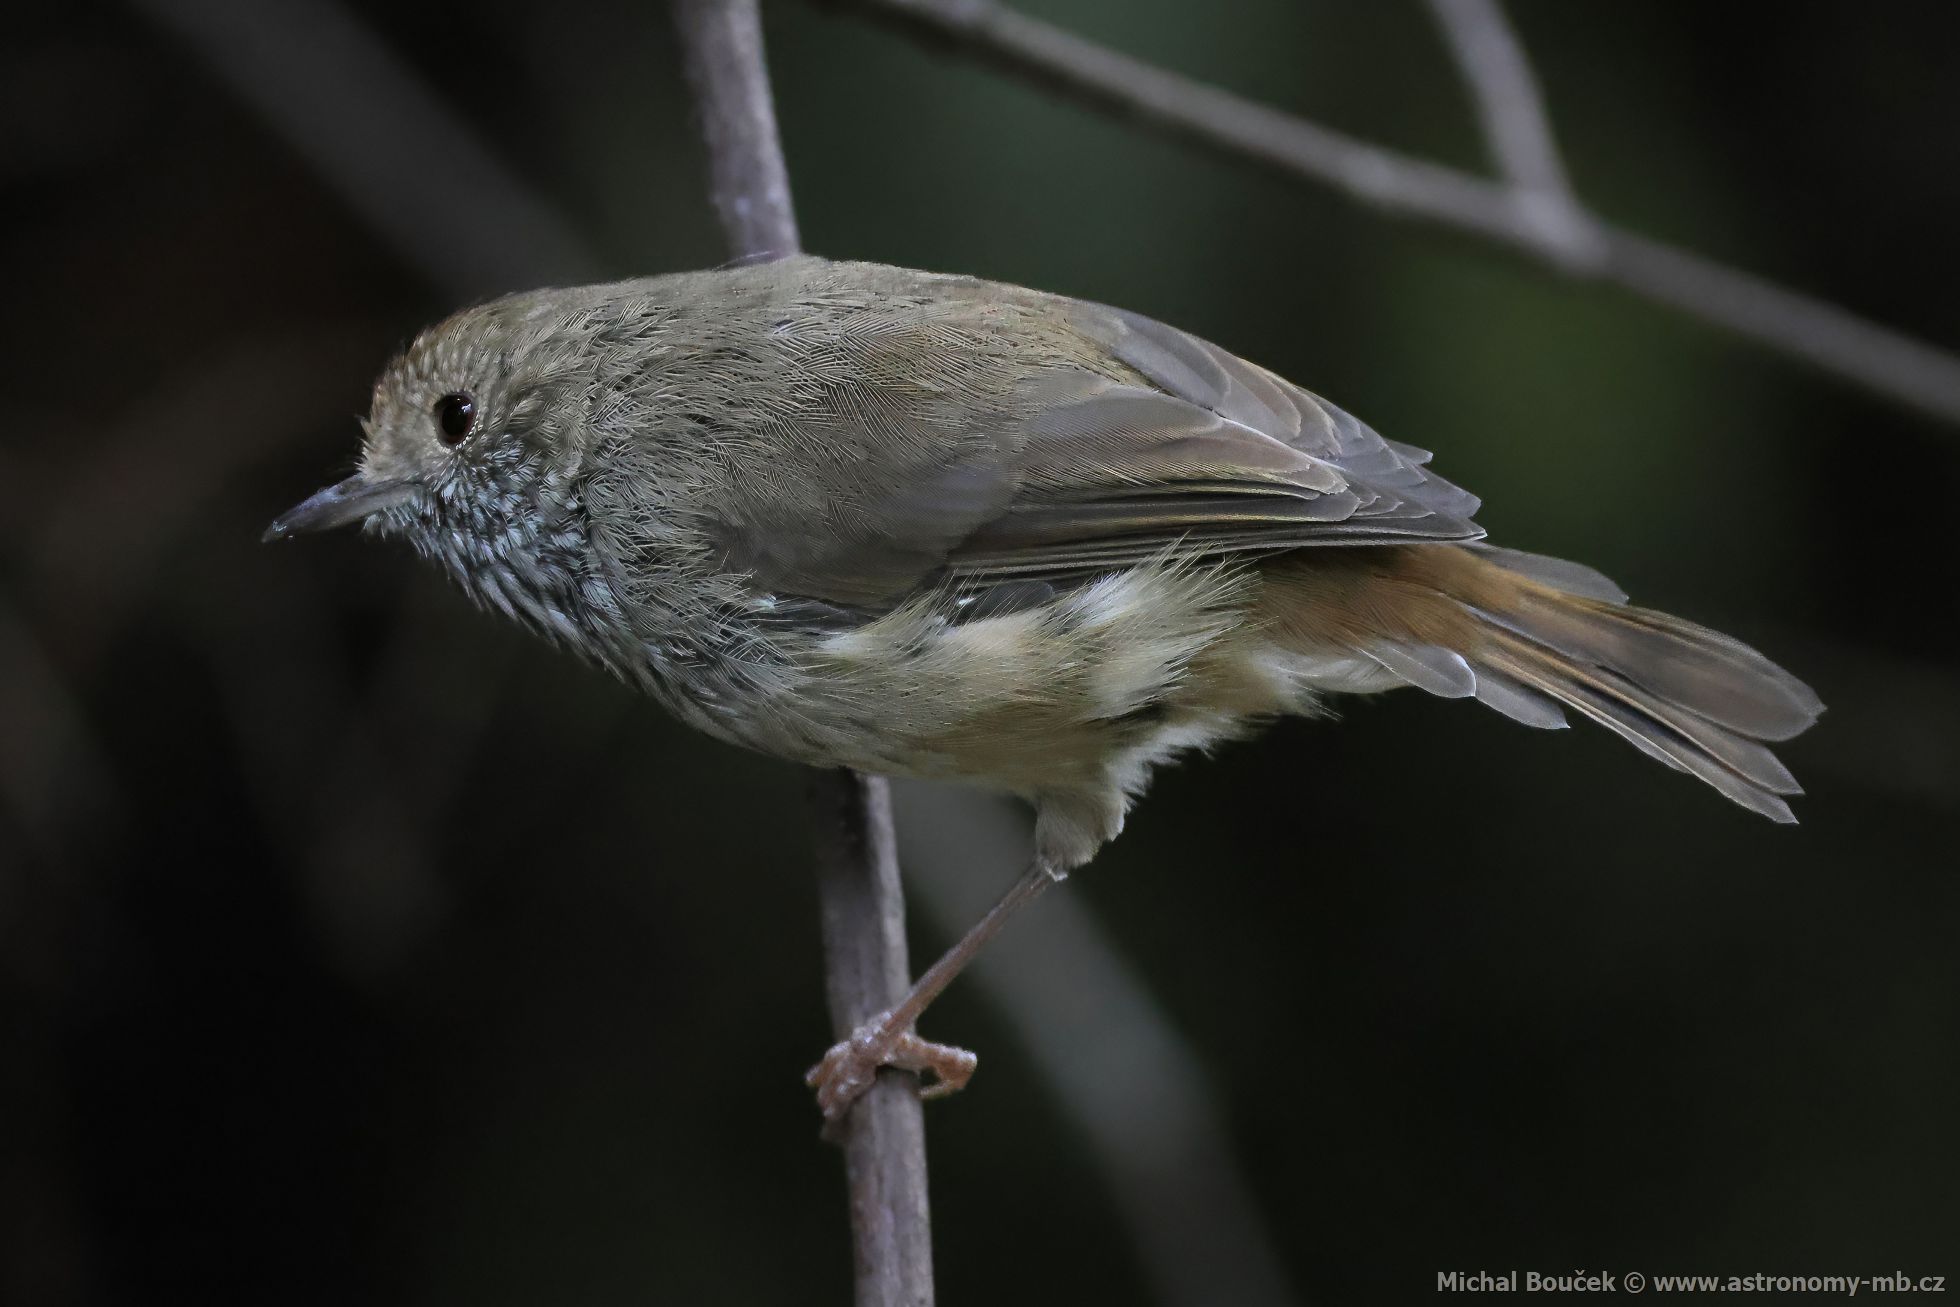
[805,1013,977,1129]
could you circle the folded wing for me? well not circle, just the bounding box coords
[702,272,1484,607]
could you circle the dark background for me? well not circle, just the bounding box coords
[4,2,1956,1303]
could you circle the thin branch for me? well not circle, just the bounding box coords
[672,0,802,259]
[668,4,934,1306]
[1427,0,1571,196]
[835,0,1960,427]
[1424,0,1596,264]
[808,773,937,1307]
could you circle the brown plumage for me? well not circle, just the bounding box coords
[267,256,1824,1117]
[270,255,1822,849]
[1255,544,1815,821]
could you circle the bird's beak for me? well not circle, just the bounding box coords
[262,473,417,542]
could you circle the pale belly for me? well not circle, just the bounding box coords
[737,564,1402,796]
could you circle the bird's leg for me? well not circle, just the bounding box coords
[806,858,1058,1127]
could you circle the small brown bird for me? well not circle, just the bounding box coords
[269,257,1822,1122]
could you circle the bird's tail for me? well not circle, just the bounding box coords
[1255,544,1824,821]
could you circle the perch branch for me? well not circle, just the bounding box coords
[835,0,1960,427]
[669,4,935,1306]
[672,0,802,259]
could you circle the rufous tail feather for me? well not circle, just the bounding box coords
[1258,545,1824,821]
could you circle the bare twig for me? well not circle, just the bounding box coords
[669,3,934,1305]
[1427,0,1571,197]
[672,0,802,260]
[1424,0,1597,264]
[835,0,1960,427]
[809,774,936,1306]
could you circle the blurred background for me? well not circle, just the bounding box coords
[4,1,1957,1302]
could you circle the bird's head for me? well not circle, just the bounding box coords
[265,290,597,583]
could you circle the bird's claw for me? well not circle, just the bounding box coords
[805,1013,977,1130]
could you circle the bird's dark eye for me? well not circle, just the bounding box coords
[434,392,476,445]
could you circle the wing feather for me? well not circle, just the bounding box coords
[695,261,1485,607]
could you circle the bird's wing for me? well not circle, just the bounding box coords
[945,299,1483,582]
[701,271,1483,609]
